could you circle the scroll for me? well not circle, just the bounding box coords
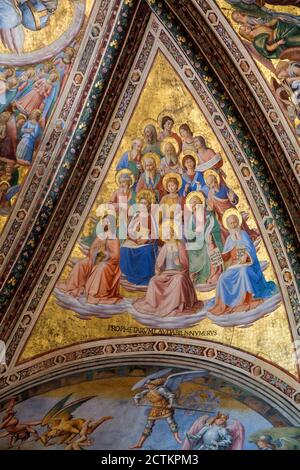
[209,247,224,268]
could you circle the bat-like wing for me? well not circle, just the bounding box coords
[132,369,173,391]
[41,394,73,426]
[164,370,209,392]
[52,396,96,423]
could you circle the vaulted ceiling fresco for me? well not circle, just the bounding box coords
[0,0,299,452]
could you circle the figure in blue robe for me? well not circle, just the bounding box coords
[19,0,58,31]
[116,151,141,191]
[0,1,22,30]
[0,1,58,53]
[188,422,233,450]
[16,118,41,165]
[209,229,278,314]
[120,241,158,286]
[120,211,158,286]
[180,171,208,197]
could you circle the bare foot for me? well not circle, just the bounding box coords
[129,443,143,449]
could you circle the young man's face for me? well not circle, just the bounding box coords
[215,416,227,426]
[167,181,178,194]
[185,158,195,171]
[164,119,173,132]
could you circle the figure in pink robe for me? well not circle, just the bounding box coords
[134,240,203,317]
[14,73,57,116]
[57,237,121,305]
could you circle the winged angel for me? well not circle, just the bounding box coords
[130,369,245,450]
[0,0,59,54]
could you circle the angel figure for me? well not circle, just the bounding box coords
[129,369,209,449]
[40,394,112,448]
[182,412,245,450]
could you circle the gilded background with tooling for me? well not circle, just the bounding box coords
[20,52,297,377]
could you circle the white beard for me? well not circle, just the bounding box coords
[229,228,242,241]
[145,171,155,184]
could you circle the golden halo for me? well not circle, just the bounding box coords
[136,189,156,205]
[0,180,10,189]
[139,118,159,138]
[141,152,161,170]
[180,151,199,168]
[115,169,135,188]
[203,169,220,186]
[162,172,183,192]
[161,137,180,156]
[186,191,205,208]
[157,110,176,129]
[222,208,243,230]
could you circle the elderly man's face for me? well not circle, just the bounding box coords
[227,215,239,231]
[145,159,155,172]
[165,143,177,161]
[134,140,143,153]
[144,127,153,143]
[233,12,248,24]
[207,175,218,190]
[190,197,202,210]
[240,24,253,37]
[119,178,130,190]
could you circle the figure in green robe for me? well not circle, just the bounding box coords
[239,19,300,59]
[186,195,223,286]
